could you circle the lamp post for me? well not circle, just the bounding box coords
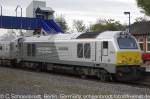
[124,11,131,33]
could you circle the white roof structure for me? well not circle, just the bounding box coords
[24,33,82,42]
[24,31,123,42]
[96,31,121,39]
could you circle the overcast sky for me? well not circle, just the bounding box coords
[0,0,145,27]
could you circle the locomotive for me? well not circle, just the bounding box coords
[0,31,145,81]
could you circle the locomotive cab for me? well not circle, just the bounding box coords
[115,32,145,81]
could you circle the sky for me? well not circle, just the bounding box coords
[0,0,146,33]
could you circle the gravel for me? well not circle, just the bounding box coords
[0,66,149,99]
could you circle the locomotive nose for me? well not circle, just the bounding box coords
[116,51,142,66]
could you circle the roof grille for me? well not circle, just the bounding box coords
[76,32,101,39]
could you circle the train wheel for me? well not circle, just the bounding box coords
[76,68,87,79]
[41,63,48,72]
[80,73,86,79]
[97,70,109,82]
[35,65,42,72]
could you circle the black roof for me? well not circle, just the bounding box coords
[76,32,101,39]
[130,21,150,35]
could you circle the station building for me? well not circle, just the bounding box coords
[131,21,150,52]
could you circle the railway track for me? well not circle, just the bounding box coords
[116,72,150,88]
[128,81,150,88]
[1,64,150,89]
[119,81,150,89]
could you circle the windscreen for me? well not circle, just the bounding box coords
[117,37,138,49]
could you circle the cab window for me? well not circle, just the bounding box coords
[103,41,108,49]
[102,41,108,56]
[117,37,138,49]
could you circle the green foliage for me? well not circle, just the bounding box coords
[135,17,147,22]
[90,19,125,32]
[73,20,86,32]
[55,15,68,32]
[136,0,150,15]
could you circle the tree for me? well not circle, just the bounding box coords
[136,0,150,16]
[135,17,147,22]
[55,15,68,32]
[73,20,86,32]
[90,19,125,32]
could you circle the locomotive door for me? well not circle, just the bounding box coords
[101,41,109,63]
[10,41,19,59]
[18,38,24,59]
[10,42,16,58]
